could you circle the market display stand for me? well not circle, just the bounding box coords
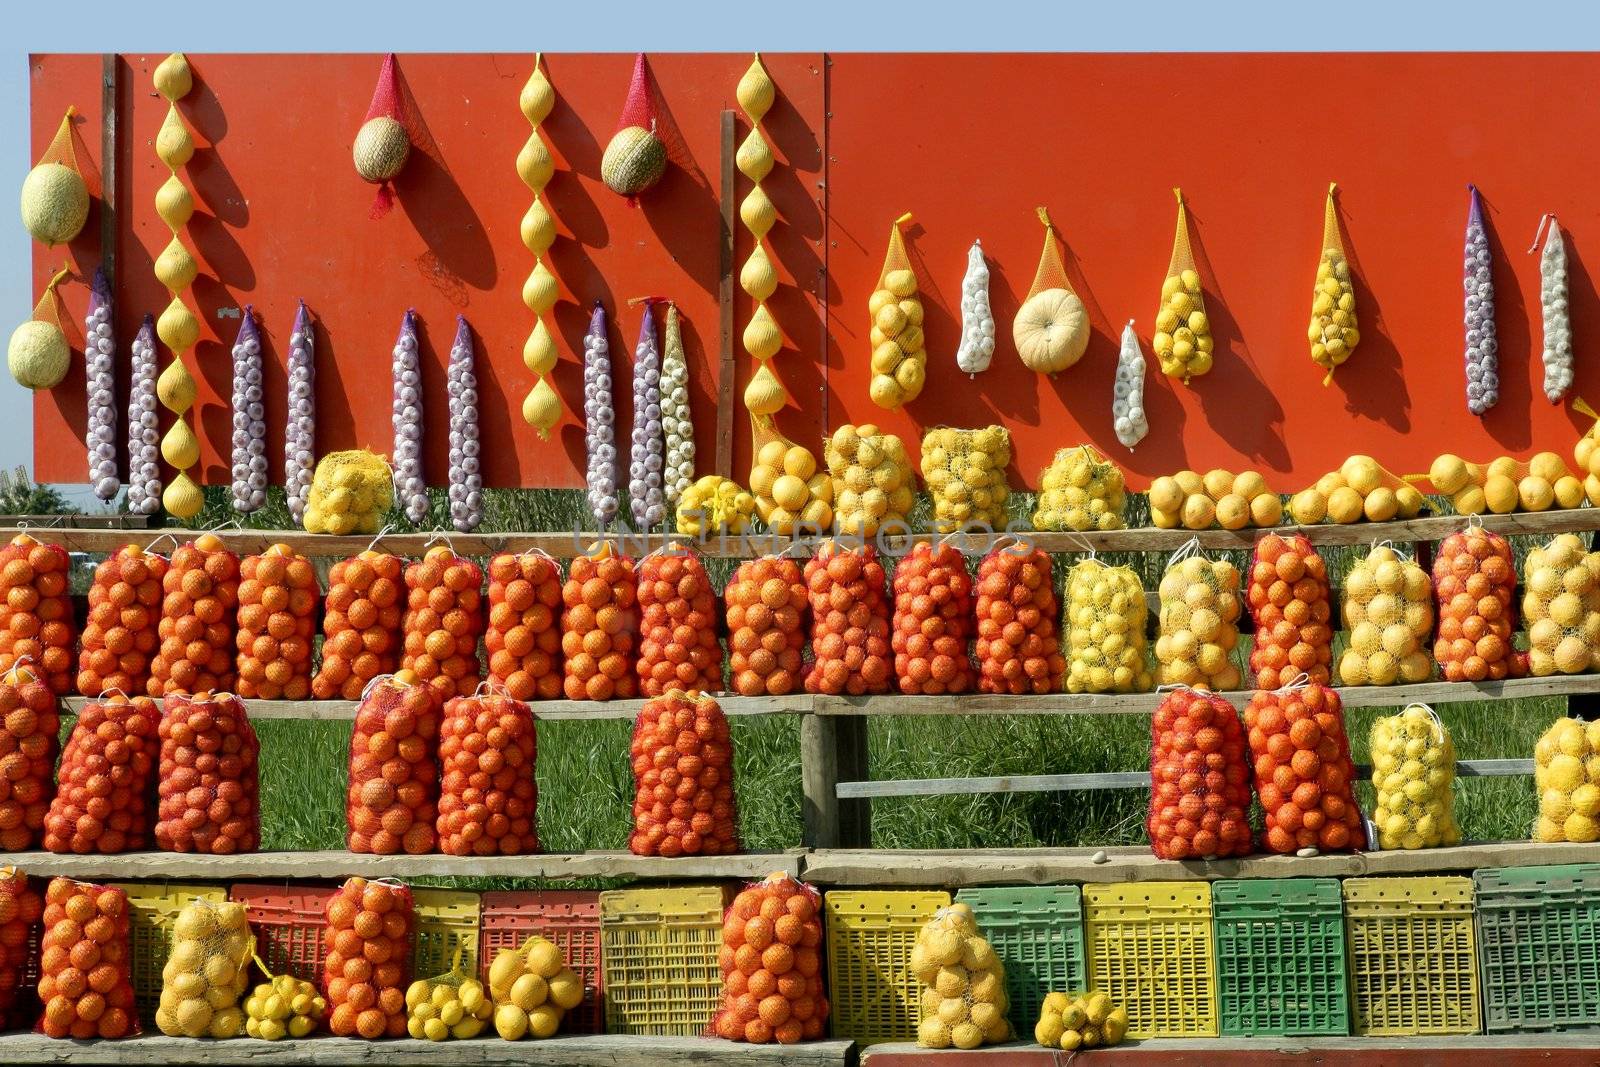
[859,1036,1600,1067]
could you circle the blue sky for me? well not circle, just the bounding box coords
[8,0,1600,501]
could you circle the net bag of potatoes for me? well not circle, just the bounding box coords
[1147,687,1254,860]
[1064,557,1152,694]
[921,426,1011,533]
[1013,207,1089,376]
[1371,703,1460,849]
[911,903,1010,1049]
[1533,716,1600,843]
[1153,189,1214,383]
[1154,541,1242,691]
[155,897,252,1038]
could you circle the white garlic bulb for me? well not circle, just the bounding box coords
[628,302,666,529]
[392,309,429,523]
[446,315,483,532]
[659,303,695,505]
[126,315,161,514]
[285,300,316,525]
[584,302,619,528]
[229,307,267,513]
[1464,186,1498,416]
[1536,218,1573,404]
[955,239,995,375]
[85,268,119,501]
[1112,319,1149,449]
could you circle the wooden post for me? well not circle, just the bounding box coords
[99,55,118,288]
[714,109,737,479]
[801,713,871,848]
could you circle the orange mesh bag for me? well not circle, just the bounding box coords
[485,550,563,701]
[803,541,891,695]
[77,545,167,698]
[1433,526,1524,682]
[0,534,76,694]
[637,548,722,696]
[402,545,484,702]
[154,692,259,855]
[1147,687,1253,861]
[1308,184,1360,384]
[1244,680,1362,855]
[346,674,440,856]
[323,877,413,1040]
[892,541,976,695]
[0,867,43,1027]
[711,872,829,1044]
[628,690,739,857]
[0,662,59,850]
[725,555,808,697]
[975,544,1065,695]
[437,688,538,856]
[36,877,138,1038]
[1246,533,1333,690]
[1153,189,1214,383]
[560,542,638,701]
[313,551,405,700]
[152,533,240,697]
[45,694,160,854]
[235,544,319,700]
[1013,207,1089,376]
[867,213,928,409]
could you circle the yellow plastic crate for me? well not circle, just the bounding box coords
[112,881,227,1024]
[824,889,950,1045]
[411,887,481,981]
[600,884,729,1036]
[1084,881,1217,1038]
[1344,876,1480,1036]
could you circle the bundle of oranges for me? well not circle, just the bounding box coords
[1244,682,1362,854]
[37,877,137,1039]
[235,544,319,700]
[0,662,59,849]
[725,557,807,697]
[560,543,638,701]
[76,544,167,698]
[803,542,892,695]
[637,549,722,696]
[628,691,738,857]
[313,551,405,700]
[1433,527,1523,682]
[402,546,485,701]
[438,690,539,856]
[346,673,440,856]
[486,551,563,701]
[975,546,1065,695]
[712,872,828,1044]
[152,534,240,697]
[0,867,43,1026]
[154,692,260,855]
[45,694,160,854]
[0,534,75,694]
[324,877,412,1040]
[1246,533,1333,690]
[892,541,975,694]
[1147,688,1253,860]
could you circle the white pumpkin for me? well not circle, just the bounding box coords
[1013,288,1088,375]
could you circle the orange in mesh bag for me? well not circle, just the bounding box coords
[346,673,440,856]
[1244,680,1362,855]
[324,877,412,1039]
[561,542,638,701]
[152,533,240,697]
[0,866,43,1028]
[1013,207,1089,376]
[1153,189,1214,383]
[629,691,739,857]
[975,544,1064,695]
[154,691,259,854]
[1308,183,1360,384]
[402,544,484,701]
[893,541,976,695]
[437,687,538,856]
[1433,527,1524,682]
[712,872,829,1044]
[235,544,319,700]
[0,534,76,694]
[804,541,891,695]
[0,662,58,849]
[637,548,722,696]
[37,877,138,1038]
[77,545,167,698]
[45,693,160,854]
[868,213,928,409]
[1246,533,1333,690]
[1147,687,1253,860]
[725,555,808,697]
[486,551,563,701]
[313,550,405,700]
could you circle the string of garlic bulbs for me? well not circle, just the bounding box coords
[660,302,694,506]
[392,308,428,523]
[1532,214,1572,404]
[628,301,665,529]
[447,315,483,532]
[284,300,315,525]
[955,239,994,375]
[85,267,119,500]
[229,307,267,513]
[126,314,161,514]
[1463,185,1498,416]
[584,302,618,528]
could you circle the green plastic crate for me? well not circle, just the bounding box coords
[1214,878,1348,1036]
[954,885,1085,1033]
[1476,864,1600,1033]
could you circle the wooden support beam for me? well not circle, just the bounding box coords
[60,694,812,723]
[800,713,871,848]
[715,109,737,479]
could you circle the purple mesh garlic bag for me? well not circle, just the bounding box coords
[285,300,316,525]
[1463,185,1498,416]
[229,306,268,513]
[446,315,483,533]
[391,309,428,524]
[85,267,119,501]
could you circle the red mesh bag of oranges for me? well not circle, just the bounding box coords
[45,694,160,854]
[712,872,828,1044]
[0,534,76,694]
[235,544,319,700]
[629,690,738,856]
[324,877,413,1040]
[402,545,485,701]
[152,533,240,697]
[1243,680,1362,854]
[35,876,137,1038]
[893,540,976,694]
[313,551,405,700]
[77,544,167,697]
[725,555,807,697]
[437,687,538,856]
[561,542,638,701]
[637,548,723,696]
[485,550,563,701]
[1147,687,1254,860]
[1246,532,1333,690]
[0,662,59,850]
[154,692,260,855]
[804,541,891,695]
[975,544,1065,695]
[346,673,440,856]
[0,866,43,1027]
[1433,526,1524,681]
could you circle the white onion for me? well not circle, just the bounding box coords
[392,309,428,523]
[284,300,316,523]
[127,314,161,514]
[446,314,483,532]
[584,302,618,527]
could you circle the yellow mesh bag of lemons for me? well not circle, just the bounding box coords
[911,903,1010,1049]
[1155,545,1243,691]
[1065,558,1153,694]
[1533,717,1600,843]
[1034,990,1128,1051]
[826,423,913,537]
[921,426,1010,533]
[243,962,326,1040]
[1149,468,1281,530]
[486,934,585,1040]
[749,418,833,535]
[1370,704,1460,850]
[405,951,494,1041]
[304,449,394,534]
[156,898,253,1039]
[1523,534,1600,677]
[1033,445,1125,532]
[1339,544,1433,686]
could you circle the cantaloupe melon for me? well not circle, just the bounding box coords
[7,320,69,389]
[19,163,88,247]
[353,116,409,182]
[601,125,666,196]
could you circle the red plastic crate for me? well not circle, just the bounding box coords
[480,890,603,1034]
[230,882,339,985]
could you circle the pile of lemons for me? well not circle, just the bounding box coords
[911,904,1009,1050]
[1339,545,1434,686]
[1371,704,1460,850]
[1033,445,1125,532]
[488,935,585,1040]
[1034,991,1129,1051]
[1430,452,1582,515]
[1149,468,1280,530]
[1533,717,1600,843]
[244,973,325,1040]
[675,475,758,537]
[825,424,914,537]
[1064,559,1153,694]
[156,900,251,1039]
[1289,455,1425,525]
[921,426,1011,533]
[405,974,494,1041]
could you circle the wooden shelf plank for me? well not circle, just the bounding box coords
[4,848,803,882]
[60,694,813,723]
[800,841,1600,886]
[0,1033,854,1066]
